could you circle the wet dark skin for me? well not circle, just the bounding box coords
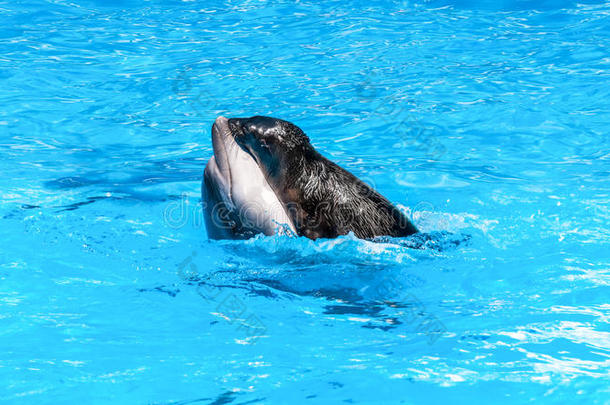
[228,116,419,240]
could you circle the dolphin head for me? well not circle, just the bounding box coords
[202,116,297,239]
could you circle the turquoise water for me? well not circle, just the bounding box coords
[1,0,610,403]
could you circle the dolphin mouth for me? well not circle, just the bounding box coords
[203,116,297,238]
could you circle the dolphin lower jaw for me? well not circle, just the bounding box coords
[203,116,297,238]
[203,156,235,212]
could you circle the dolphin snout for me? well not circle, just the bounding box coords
[213,116,229,133]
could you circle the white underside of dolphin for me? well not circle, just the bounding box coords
[203,116,296,239]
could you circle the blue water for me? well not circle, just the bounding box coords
[2,0,610,403]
